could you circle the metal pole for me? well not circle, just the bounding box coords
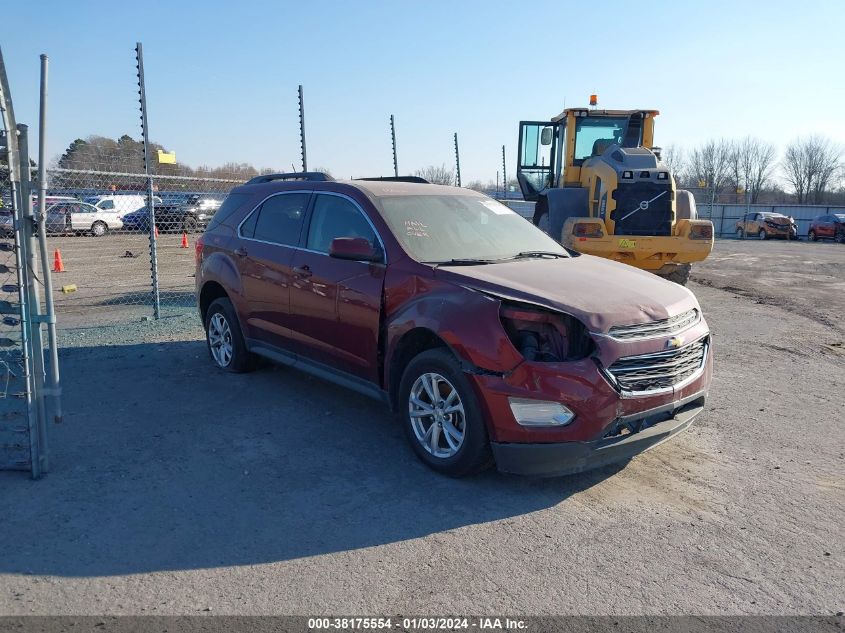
[36,54,62,425]
[390,115,398,177]
[136,42,160,319]
[453,133,462,188]
[502,145,507,199]
[18,125,49,474]
[298,85,307,172]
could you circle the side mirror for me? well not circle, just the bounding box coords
[540,127,553,146]
[328,237,382,262]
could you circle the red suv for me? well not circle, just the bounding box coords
[196,174,712,477]
[808,213,845,243]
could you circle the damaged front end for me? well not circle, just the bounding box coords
[499,303,595,363]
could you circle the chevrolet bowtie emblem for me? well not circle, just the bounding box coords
[666,336,684,349]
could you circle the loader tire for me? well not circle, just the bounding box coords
[663,264,691,286]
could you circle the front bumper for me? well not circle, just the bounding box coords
[491,392,704,476]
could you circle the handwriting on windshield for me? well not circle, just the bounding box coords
[405,219,430,238]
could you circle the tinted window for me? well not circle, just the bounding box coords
[99,200,115,210]
[251,193,309,246]
[207,193,251,231]
[306,195,376,253]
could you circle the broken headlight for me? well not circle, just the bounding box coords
[500,303,594,362]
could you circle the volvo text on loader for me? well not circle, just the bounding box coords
[516,99,714,285]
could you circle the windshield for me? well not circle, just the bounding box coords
[377,194,567,263]
[834,214,845,221]
[574,116,628,160]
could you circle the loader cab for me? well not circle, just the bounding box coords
[517,108,658,201]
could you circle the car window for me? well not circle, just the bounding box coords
[306,195,376,254]
[99,200,115,210]
[208,193,251,231]
[250,193,309,246]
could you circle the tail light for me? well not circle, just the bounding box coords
[572,222,604,238]
[195,235,204,264]
[689,223,713,240]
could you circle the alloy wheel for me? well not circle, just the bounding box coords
[408,372,466,459]
[208,312,233,367]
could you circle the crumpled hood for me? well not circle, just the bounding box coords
[434,254,698,333]
[766,215,792,225]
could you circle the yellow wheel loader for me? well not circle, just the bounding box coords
[516,101,713,285]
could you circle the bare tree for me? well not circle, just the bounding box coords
[724,137,777,203]
[783,136,843,203]
[661,145,687,184]
[415,164,456,186]
[688,139,733,201]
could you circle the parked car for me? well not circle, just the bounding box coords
[43,201,124,236]
[808,213,845,243]
[195,174,712,477]
[120,197,221,233]
[1,200,122,237]
[735,212,797,240]
[83,194,161,217]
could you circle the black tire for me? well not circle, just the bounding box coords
[183,215,199,233]
[204,297,256,373]
[91,221,108,237]
[758,229,767,240]
[736,228,744,239]
[809,230,818,242]
[663,264,691,286]
[836,231,845,244]
[398,348,492,477]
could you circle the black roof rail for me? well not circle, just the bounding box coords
[355,176,430,184]
[245,172,335,185]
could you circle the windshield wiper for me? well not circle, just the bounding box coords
[509,251,568,260]
[424,258,496,267]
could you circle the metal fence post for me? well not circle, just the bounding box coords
[36,54,62,425]
[454,133,461,187]
[502,146,507,199]
[17,125,49,474]
[390,115,398,178]
[135,42,160,319]
[298,85,307,172]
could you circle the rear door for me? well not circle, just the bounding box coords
[517,121,558,201]
[237,191,311,349]
[821,215,835,238]
[288,192,386,382]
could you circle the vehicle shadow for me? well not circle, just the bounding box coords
[0,340,627,578]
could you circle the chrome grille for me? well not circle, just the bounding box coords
[608,309,699,341]
[606,336,708,393]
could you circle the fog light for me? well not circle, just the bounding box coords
[509,398,575,426]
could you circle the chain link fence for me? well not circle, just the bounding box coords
[0,238,31,470]
[41,168,243,323]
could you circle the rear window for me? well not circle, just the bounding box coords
[206,193,252,231]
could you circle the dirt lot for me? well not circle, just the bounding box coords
[0,239,842,616]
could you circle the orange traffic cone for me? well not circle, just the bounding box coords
[180,232,189,249]
[52,249,65,273]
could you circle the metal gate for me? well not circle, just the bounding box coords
[0,48,61,478]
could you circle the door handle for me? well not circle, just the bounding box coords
[234,247,248,257]
[293,265,312,278]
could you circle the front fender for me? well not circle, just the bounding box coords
[384,278,523,378]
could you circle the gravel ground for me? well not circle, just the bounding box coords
[0,240,842,616]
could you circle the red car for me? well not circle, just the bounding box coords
[196,174,712,477]
[808,213,845,243]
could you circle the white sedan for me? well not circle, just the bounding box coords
[45,201,124,237]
